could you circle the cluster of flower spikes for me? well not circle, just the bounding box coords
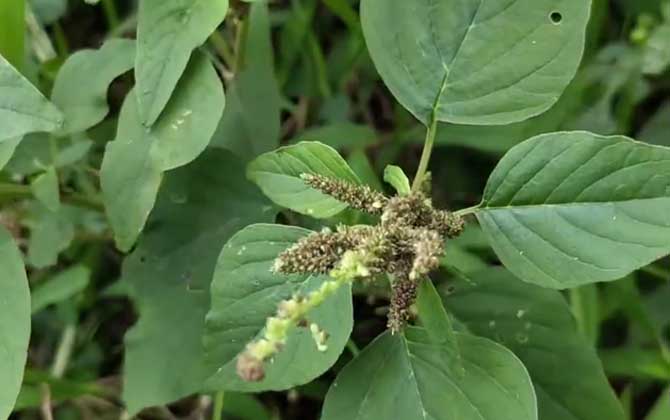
[235,173,464,382]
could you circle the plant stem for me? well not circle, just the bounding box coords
[101,0,120,30]
[212,391,225,420]
[411,113,438,193]
[453,205,479,217]
[641,264,669,281]
[0,0,25,70]
[233,17,248,74]
[209,30,235,69]
[346,339,360,357]
[51,324,76,378]
[0,183,105,212]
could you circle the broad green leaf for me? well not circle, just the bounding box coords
[361,0,591,125]
[383,165,411,196]
[321,328,537,420]
[31,265,90,314]
[247,141,361,218]
[122,149,274,414]
[445,268,625,420]
[293,123,378,150]
[0,54,63,139]
[135,0,228,125]
[475,131,670,289]
[51,38,135,135]
[441,243,489,274]
[204,224,353,391]
[30,167,60,212]
[101,54,224,251]
[0,226,31,419]
[211,2,280,159]
[429,44,644,153]
[416,279,456,349]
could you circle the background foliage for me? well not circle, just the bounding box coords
[1,0,670,419]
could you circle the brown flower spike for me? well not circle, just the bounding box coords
[236,172,464,381]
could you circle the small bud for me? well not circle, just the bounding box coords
[310,323,329,352]
[409,229,444,280]
[429,210,465,238]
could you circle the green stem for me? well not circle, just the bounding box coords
[52,22,69,56]
[0,183,105,212]
[411,114,438,193]
[453,205,479,217]
[233,17,248,74]
[209,30,235,69]
[0,0,25,70]
[51,324,76,378]
[101,0,120,30]
[346,339,360,357]
[212,391,225,420]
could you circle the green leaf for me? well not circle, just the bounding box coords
[135,0,228,125]
[210,2,280,159]
[416,279,458,353]
[445,268,625,420]
[360,0,591,125]
[293,123,378,151]
[321,328,537,420]
[475,131,670,289]
[204,223,353,391]
[0,54,63,140]
[101,54,224,251]
[0,226,31,419]
[247,141,361,218]
[121,149,274,414]
[51,38,135,135]
[383,165,411,196]
[0,136,21,170]
[30,167,60,212]
[31,265,90,314]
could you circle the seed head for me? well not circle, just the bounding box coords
[388,275,419,333]
[301,173,388,215]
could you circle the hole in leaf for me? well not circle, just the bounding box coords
[550,11,563,24]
